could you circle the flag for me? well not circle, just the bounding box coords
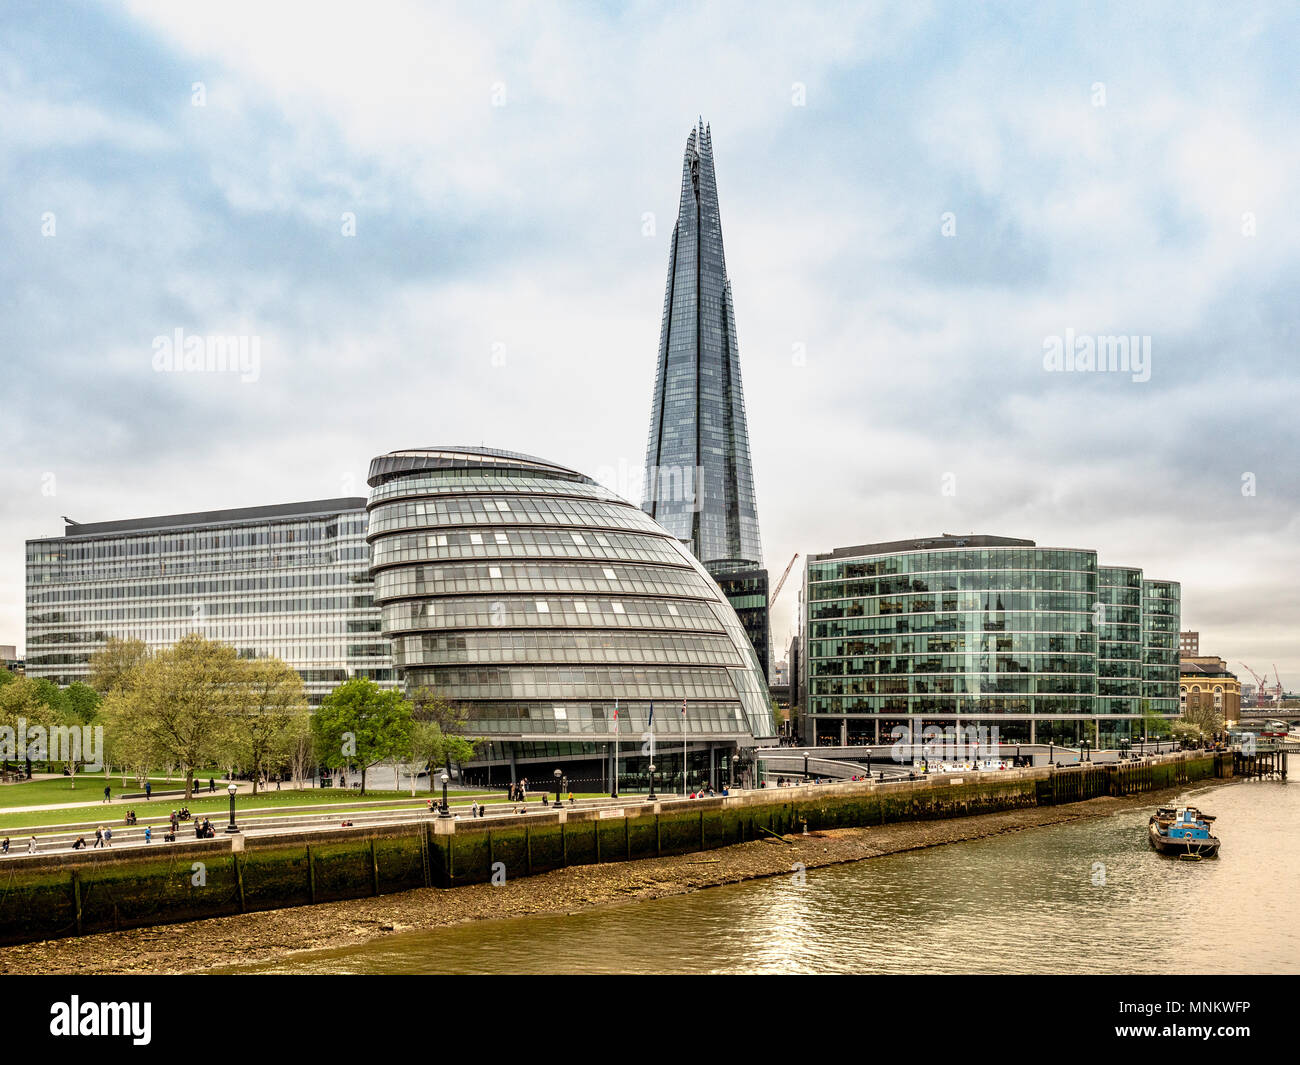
[647,701,654,725]
[681,698,687,716]
[612,700,619,722]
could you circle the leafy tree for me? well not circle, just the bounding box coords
[0,669,15,689]
[89,637,151,695]
[0,677,62,777]
[313,678,413,795]
[99,634,240,800]
[230,657,309,795]
[64,682,102,724]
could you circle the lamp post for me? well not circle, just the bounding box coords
[730,754,738,789]
[439,772,451,818]
[553,768,563,807]
[225,782,239,833]
[803,751,810,781]
[647,762,657,801]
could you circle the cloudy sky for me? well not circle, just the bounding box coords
[1,1,1296,685]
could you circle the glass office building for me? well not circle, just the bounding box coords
[1097,566,1144,718]
[641,121,769,677]
[25,499,393,704]
[799,535,1180,748]
[1142,579,1182,716]
[367,446,775,788]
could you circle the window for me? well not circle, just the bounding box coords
[535,601,550,612]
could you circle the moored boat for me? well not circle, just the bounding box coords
[1148,805,1220,858]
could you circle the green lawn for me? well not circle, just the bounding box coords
[0,785,609,833]
[0,774,193,808]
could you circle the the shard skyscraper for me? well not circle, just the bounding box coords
[642,120,770,677]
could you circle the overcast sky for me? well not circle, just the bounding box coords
[1,1,1296,687]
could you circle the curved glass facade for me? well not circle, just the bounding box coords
[367,446,775,781]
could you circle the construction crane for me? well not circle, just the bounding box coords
[770,553,799,608]
[1239,663,1281,706]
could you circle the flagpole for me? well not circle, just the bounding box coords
[612,698,619,798]
[682,697,688,796]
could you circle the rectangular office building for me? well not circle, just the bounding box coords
[799,534,1180,747]
[25,499,393,704]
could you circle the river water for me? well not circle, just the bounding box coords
[228,778,1297,974]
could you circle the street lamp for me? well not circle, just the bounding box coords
[439,772,451,818]
[225,782,239,833]
[647,762,657,801]
[803,751,810,780]
[553,768,563,806]
[730,754,739,789]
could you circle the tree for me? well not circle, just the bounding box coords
[0,676,61,775]
[230,657,309,795]
[89,637,151,695]
[99,634,240,800]
[64,682,102,724]
[312,678,413,795]
[1181,702,1223,742]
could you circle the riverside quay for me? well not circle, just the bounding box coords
[365,446,776,788]
[24,500,394,705]
[796,534,1180,747]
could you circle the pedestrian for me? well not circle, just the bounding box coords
[94,826,104,848]
[1,837,8,854]
[144,826,152,844]
[103,784,111,803]
[169,810,178,833]
[209,778,216,794]
[194,819,203,839]
[103,826,112,847]
[27,836,37,854]
[144,781,152,801]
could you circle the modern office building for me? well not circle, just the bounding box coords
[1,644,21,674]
[1180,655,1241,726]
[799,534,1181,747]
[1180,630,1199,655]
[641,120,769,679]
[25,500,393,704]
[366,445,775,789]
[1142,579,1181,716]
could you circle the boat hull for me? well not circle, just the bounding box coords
[1148,822,1220,858]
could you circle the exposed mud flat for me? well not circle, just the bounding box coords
[0,783,1226,975]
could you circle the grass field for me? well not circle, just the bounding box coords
[0,783,609,833]
[0,775,194,808]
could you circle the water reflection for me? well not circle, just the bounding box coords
[224,781,1297,975]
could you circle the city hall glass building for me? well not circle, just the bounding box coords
[799,535,1180,747]
[641,121,769,678]
[367,446,775,788]
[25,500,393,704]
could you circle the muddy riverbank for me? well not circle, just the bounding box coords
[0,781,1228,975]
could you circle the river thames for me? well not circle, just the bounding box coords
[225,777,1296,974]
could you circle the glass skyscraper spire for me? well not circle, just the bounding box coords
[643,120,763,576]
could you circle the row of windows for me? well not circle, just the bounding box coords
[28,596,376,625]
[807,549,1098,582]
[428,665,741,701]
[370,527,684,569]
[810,613,1098,639]
[809,653,1098,677]
[808,633,1097,658]
[28,567,371,603]
[374,560,703,601]
[810,592,1094,620]
[810,675,1098,696]
[450,700,748,736]
[808,571,1097,601]
[28,546,367,584]
[381,596,727,635]
[369,474,620,506]
[368,497,660,537]
[805,695,1102,714]
[396,630,742,668]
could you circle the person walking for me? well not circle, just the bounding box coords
[94,826,104,849]
[1,837,8,854]
[209,778,216,794]
[103,784,111,803]
[27,836,37,854]
[103,826,113,847]
[144,781,152,801]
[144,825,152,844]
